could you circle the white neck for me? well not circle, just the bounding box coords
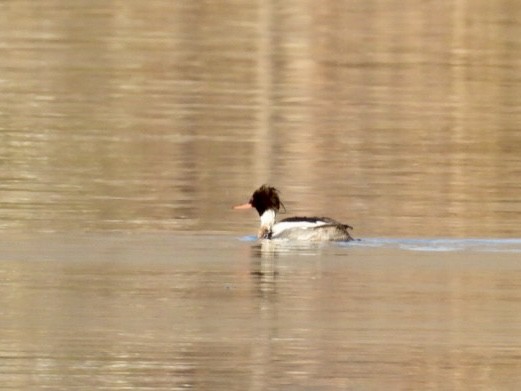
[260,209,276,231]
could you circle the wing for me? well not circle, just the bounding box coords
[279,216,353,230]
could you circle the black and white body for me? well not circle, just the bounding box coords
[234,185,354,241]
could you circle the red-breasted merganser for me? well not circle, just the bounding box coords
[233,185,354,241]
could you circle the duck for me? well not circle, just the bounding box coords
[233,185,354,241]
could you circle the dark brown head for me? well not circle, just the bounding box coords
[233,184,283,216]
[249,185,282,216]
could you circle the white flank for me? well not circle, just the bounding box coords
[271,220,328,237]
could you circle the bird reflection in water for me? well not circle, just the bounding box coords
[249,240,331,295]
[250,240,278,295]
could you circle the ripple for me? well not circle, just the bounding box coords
[350,238,521,253]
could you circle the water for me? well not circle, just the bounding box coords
[1,1,521,390]
[1,235,520,390]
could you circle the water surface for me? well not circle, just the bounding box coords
[0,0,519,237]
[1,234,521,390]
[1,1,521,390]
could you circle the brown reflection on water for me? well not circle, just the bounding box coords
[1,235,520,389]
[1,4,520,389]
[1,1,520,237]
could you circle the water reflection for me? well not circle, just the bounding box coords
[250,239,333,258]
[249,239,360,299]
[0,1,519,236]
[1,234,521,389]
[249,240,324,296]
[1,1,521,389]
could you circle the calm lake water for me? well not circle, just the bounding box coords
[1,1,521,390]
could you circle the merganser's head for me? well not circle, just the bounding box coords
[233,185,284,238]
[248,185,282,216]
